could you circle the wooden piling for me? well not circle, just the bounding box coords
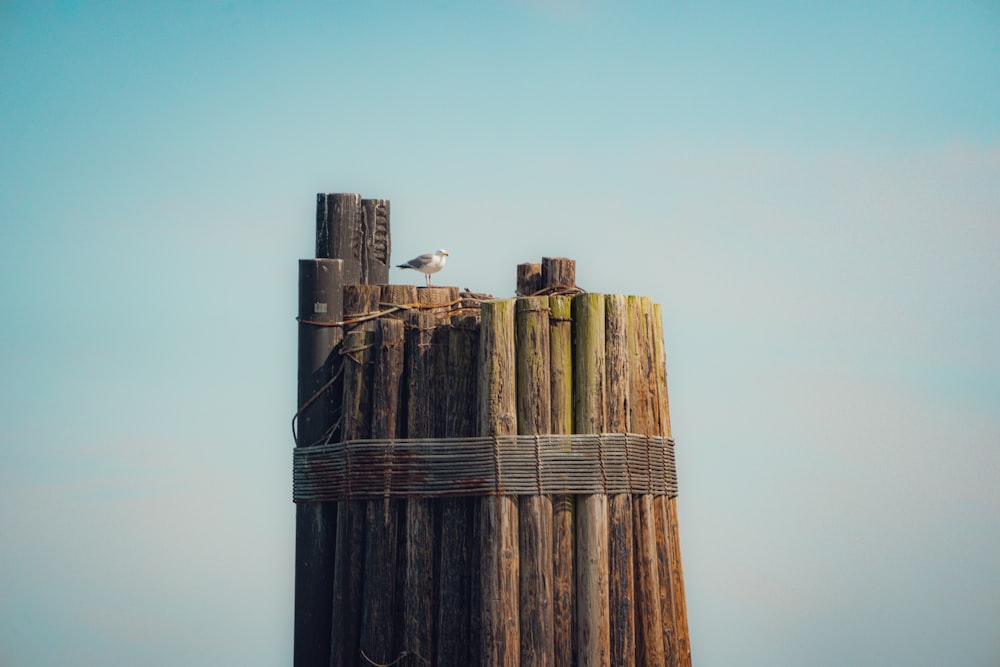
[359,314,405,666]
[548,294,575,667]
[605,295,636,666]
[627,295,667,667]
[295,234,691,667]
[517,263,542,297]
[516,296,554,666]
[573,293,610,667]
[403,306,439,667]
[332,286,380,667]
[438,314,481,667]
[360,198,391,285]
[295,258,344,667]
[541,257,576,291]
[316,194,363,285]
[630,295,681,666]
[653,304,691,667]
[479,299,520,667]
[381,284,417,313]
[544,257,576,667]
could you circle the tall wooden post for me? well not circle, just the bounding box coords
[605,295,636,666]
[654,304,691,667]
[628,296,667,666]
[516,295,554,666]
[438,314,481,667]
[295,258,344,667]
[331,286,380,667]
[549,294,576,667]
[632,295,683,665]
[359,314,405,665]
[573,293,610,667]
[403,307,439,667]
[361,198,391,285]
[316,193,391,285]
[545,259,576,667]
[480,299,520,667]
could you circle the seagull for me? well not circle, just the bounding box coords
[396,249,449,287]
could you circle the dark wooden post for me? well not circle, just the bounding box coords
[573,293,610,667]
[605,295,636,666]
[403,306,438,667]
[516,295,554,666]
[360,314,405,666]
[480,299,520,667]
[316,194,363,285]
[438,314,481,667]
[317,193,391,285]
[295,258,344,667]
[361,198,391,285]
[331,286,380,667]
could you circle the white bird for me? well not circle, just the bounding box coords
[396,249,449,287]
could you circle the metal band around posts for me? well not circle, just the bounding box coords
[293,433,677,501]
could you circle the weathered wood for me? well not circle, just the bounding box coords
[316,193,363,285]
[332,317,376,667]
[438,315,481,667]
[653,304,691,667]
[573,293,610,667]
[548,295,575,667]
[417,285,459,315]
[360,198,391,285]
[479,299,520,667]
[402,310,437,667]
[631,296,676,666]
[295,259,343,667]
[628,295,669,667]
[332,284,381,667]
[360,316,405,665]
[604,295,635,667]
[516,297,554,666]
[517,263,542,297]
[381,284,419,313]
[541,257,576,290]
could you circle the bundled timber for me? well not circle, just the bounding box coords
[294,194,691,667]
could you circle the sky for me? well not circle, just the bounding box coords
[1,1,998,665]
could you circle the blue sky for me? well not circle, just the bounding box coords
[1,1,998,665]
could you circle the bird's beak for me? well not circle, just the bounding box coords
[443,252,450,256]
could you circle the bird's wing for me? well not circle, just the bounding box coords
[407,253,436,268]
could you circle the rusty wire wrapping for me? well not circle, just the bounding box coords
[293,433,677,501]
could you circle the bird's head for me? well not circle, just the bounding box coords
[438,249,449,257]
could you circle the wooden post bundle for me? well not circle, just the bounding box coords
[296,197,692,666]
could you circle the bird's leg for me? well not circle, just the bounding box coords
[425,273,432,288]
